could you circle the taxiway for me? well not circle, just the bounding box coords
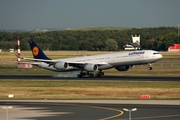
[0,100,180,120]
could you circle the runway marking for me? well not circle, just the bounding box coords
[25,102,124,120]
[53,103,124,120]
[87,105,124,120]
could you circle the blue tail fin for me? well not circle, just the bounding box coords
[29,41,51,60]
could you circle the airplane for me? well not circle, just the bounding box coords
[17,41,162,77]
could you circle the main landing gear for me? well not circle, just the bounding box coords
[77,70,104,78]
[95,70,104,77]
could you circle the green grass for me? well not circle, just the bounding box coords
[0,81,180,100]
[0,80,179,88]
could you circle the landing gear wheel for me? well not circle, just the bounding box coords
[77,71,95,78]
[100,72,104,77]
[148,67,152,70]
[89,73,94,77]
[77,74,82,78]
[148,63,153,70]
[96,71,104,77]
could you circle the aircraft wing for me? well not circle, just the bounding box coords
[17,61,41,65]
[21,57,107,66]
[23,57,57,63]
[16,54,53,65]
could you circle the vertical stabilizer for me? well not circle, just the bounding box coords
[29,41,50,60]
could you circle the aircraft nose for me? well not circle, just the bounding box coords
[159,54,163,59]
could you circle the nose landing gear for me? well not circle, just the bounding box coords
[148,63,153,70]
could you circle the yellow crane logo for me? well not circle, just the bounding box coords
[32,46,39,56]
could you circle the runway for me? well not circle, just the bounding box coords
[0,100,180,120]
[0,75,180,81]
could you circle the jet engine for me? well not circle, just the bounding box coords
[115,65,134,71]
[54,62,69,70]
[84,63,98,72]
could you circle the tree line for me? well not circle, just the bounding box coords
[0,27,179,51]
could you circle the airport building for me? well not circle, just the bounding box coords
[124,35,140,50]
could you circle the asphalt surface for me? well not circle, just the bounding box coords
[0,75,180,81]
[0,100,180,120]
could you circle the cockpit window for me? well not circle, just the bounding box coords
[153,52,160,55]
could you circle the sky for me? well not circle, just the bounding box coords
[0,0,180,30]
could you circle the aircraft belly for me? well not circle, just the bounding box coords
[98,64,113,69]
[143,58,161,63]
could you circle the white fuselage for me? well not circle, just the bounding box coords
[36,50,162,72]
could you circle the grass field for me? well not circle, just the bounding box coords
[0,81,180,100]
[0,51,180,100]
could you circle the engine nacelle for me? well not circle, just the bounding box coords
[84,63,98,72]
[54,62,69,70]
[115,65,133,71]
